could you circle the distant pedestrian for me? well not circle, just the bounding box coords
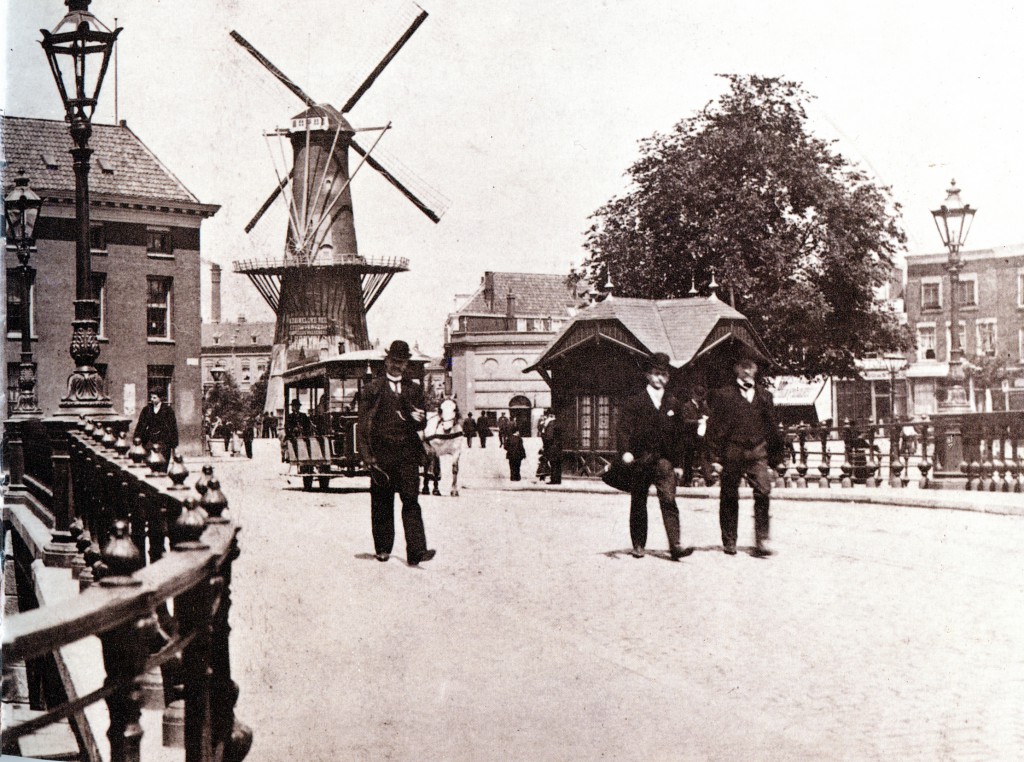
[541,409,563,485]
[134,392,179,469]
[506,430,526,481]
[478,420,491,448]
[679,386,710,486]
[615,352,693,561]
[243,417,255,459]
[463,412,477,447]
[707,346,785,558]
[497,413,511,449]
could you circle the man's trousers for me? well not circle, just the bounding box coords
[629,457,680,550]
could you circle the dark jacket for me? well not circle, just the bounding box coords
[505,434,526,461]
[357,375,427,462]
[135,403,179,453]
[706,384,784,466]
[616,389,685,467]
[541,417,563,454]
[462,416,477,436]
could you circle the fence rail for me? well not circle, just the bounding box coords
[560,411,1024,492]
[2,416,251,762]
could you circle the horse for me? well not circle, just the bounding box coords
[421,397,464,496]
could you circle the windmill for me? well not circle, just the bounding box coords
[230,4,448,412]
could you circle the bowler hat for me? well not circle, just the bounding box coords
[643,352,672,373]
[385,340,413,360]
[731,343,761,367]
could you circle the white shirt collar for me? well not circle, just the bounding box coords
[646,385,665,408]
[737,379,755,401]
[386,374,403,384]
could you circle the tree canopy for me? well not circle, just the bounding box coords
[583,74,911,378]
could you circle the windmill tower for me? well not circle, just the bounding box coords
[230,5,448,412]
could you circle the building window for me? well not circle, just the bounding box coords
[1019,328,1024,364]
[90,223,106,253]
[976,319,997,357]
[147,227,172,256]
[147,277,173,339]
[578,396,592,449]
[6,270,34,339]
[921,278,942,310]
[148,365,174,403]
[482,357,499,376]
[91,272,107,339]
[6,363,19,417]
[916,324,936,362]
[956,274,978,308]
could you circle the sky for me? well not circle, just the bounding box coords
[5,0,1024,355]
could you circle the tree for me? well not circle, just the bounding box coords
[583,74,911,378]
[247,368,269,419]
[205,372,246,430]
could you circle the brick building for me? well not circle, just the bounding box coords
[3,116,218,453]
[200,317,275,395]
[903,243,1024,414]
[444,271,586,435]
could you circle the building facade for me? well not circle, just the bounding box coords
[904,244,1024,414]
[3,116,218,453]
[444,271,586,435]
[200,317,275,395]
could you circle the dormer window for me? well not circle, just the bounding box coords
[41,152,59,170]
[96,157,115,175]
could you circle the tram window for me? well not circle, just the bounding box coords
[329,378,359,412]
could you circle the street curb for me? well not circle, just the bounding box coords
[490,480,1024,517]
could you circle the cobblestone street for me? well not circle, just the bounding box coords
[210,442,1024,761]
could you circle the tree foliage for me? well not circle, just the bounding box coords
[583,74,911,378]
[205,372,248,429]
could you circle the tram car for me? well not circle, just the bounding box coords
[280,348,429,490]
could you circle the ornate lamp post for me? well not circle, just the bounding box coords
[931,179,976,412]
[40,0,121,411]
[5,172,45,416]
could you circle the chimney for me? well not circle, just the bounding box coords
[506,289,516,330]
[483,271,495,311]
[211,263,222,324]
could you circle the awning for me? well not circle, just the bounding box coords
[772,376,827,406]
[906,362,950,379]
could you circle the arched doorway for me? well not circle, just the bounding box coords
[509,395,532,436]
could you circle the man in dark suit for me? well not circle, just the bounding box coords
[541,410,564,485]
[679,385,710,487]
[358,340,436,566]
[707,347,784,558]
[134,392,179,467]
[616,352,694,561]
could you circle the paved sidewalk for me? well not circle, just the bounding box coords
[200,441,1024,761]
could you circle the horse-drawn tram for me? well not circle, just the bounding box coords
[281,348,428,490]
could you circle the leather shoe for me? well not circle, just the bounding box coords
[670,545,694,561]
[723,543,737,556]
[409,549,436,565]
[630,546,645,558]
[375,553,390,562]
[752,538,774,558]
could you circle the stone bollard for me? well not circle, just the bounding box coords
[817,456,831,489]
[840,460,853,489]
[98,520,144,588]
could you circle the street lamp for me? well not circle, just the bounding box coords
[40,0,122,411]
[5,172,44,415]
[931,179,976,412]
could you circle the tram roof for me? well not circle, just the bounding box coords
[282,348,431,384]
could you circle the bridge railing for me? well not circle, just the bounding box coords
[558,413,1024,493]
[2,416,251,762]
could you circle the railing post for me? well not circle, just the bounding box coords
[101,616,151,762]
[211,535,253,762]
[4,418,27,489]
[42,419,78,566]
